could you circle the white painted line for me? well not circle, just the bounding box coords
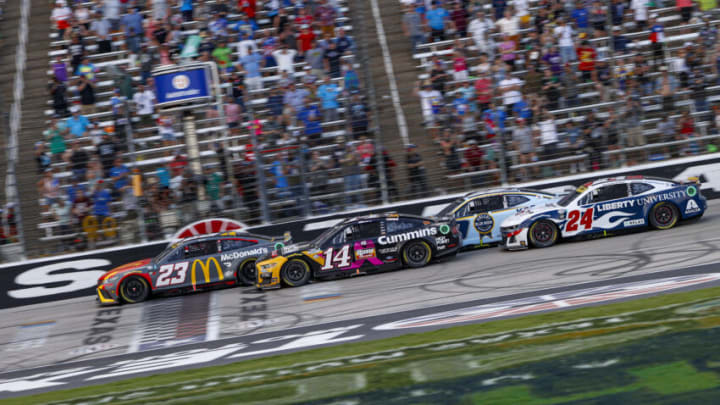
[206,291,221,341]
[369,0,409,145]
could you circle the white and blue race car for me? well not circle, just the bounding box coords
[500,176,707,250]
[435,189,557,248]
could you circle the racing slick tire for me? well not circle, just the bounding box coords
[402,240,432,268]
[119,276,150,304]
[649,202,679,230]
[236,259,257,286]
[529,220,558,248]
[281,258,311,287]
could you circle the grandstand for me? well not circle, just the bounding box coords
[0,0,718,258]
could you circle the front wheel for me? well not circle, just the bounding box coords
[650,202,679,230]
[281,258,311,287]
[529,220,558,248]
[119,276,150,304]
[236,259,257,286]
[402,240,432,268]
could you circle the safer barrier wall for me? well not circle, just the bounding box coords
[2,154,720,308]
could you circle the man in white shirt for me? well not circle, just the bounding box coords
[630,0,648,30]
[496,9,519,38]
[133,83,156,125]
[273,45,298,76]
[51,1,73,39]
[554,18,576,63]
[237,34,258,59]
[468,10,495,59]
[498,76,523,109]
[537,114,560,160]
[415,81,442,124]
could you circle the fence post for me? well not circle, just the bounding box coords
[298,145,311,216]
[123,99,147,242]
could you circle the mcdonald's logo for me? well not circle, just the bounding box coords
[191,257,224,288]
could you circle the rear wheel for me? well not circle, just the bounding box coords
[402,240,432,268]
[281,258,311,287]
[650,202,679,230]
[236,259,257,286]
[119,276,149,304]
[529,220,558,248]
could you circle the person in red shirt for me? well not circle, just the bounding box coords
[463,140,484,170]
[475,72,493,112]
[294,7,314,27]
[297,27,316,56]
[169,152,188,177]
[239,0,256,19]
[576,40,597,82]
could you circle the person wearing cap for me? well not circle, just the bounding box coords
[132,83,156,126]
[403,5,425,52]
[512,118,535,179]
[51,1,73,40]
[655,65,678,113]
[314,0,337,37]
[649,14,665,65]
[425,2,452,42]
[66,107,90,137]
[405,144,427,196]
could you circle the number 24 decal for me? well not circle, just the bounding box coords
[156,262,189,287]
[321,245,352,270]
[566,208,593,232]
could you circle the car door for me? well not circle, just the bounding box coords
[455,195,505,245]
[585,183,636,232]
[155,240,223,290]
[317,224,359,274]
[379,218,423,268]
[219,238,257,268]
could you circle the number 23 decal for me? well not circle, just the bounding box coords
[565,208,593,232]
[156,262,189,287]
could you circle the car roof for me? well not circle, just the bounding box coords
[343,212,430,224]
[177,231,272,244]
[462,188,554,199]
[588,176,677,187]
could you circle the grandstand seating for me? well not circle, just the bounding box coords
[38,0,377,252]
[407,0,720,188]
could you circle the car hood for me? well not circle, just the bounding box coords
[98,258,152,282]
[280,241,314,255]
[502,203,561,227]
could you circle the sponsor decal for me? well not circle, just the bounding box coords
[83,308,122,346]
[378,227,438,245]
[685,199,701,214]
[637,191,685,206]
[8,259,110,299]
[190,258,224,288]
[220,248,268,263]
[355,248,376,260]
[623,219,645,227]
[439,224,450,234]
[5,321,55,352]
[435,236,450,246]
[378,247,398,254]
[686,185,697,197]
[474,214,494,234]
[595,199,636,212]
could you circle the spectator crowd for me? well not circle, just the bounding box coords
[40,0,394,252]
[406,0,720,183]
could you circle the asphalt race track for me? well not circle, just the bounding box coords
[2,200,720,398]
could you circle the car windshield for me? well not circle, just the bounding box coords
[155,243,180,263]
[314,223,345,246]
[436,198,464,217]
[557,186,587,207]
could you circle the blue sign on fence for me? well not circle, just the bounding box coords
[153,66,211,107]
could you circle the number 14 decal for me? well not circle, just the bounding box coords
[156,262,189,287]
[321,245,352,270]
[566,208,593,232]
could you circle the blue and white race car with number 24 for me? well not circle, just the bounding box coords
[500,176,707,250]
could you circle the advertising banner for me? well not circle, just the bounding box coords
[153,66,211,107]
